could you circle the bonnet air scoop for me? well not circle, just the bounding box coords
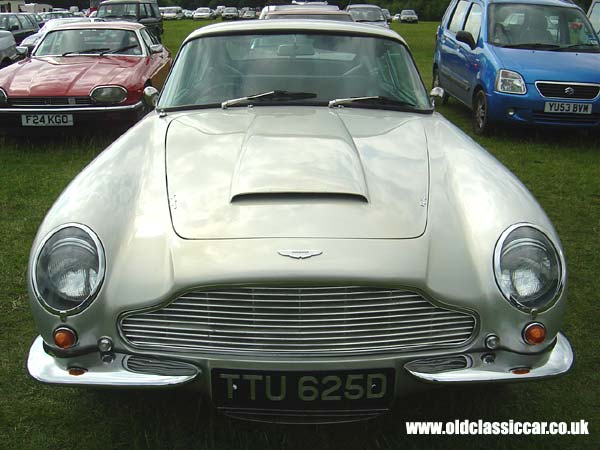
[229,134,369,203]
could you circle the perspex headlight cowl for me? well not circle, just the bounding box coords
[90,85,127,104]
[495,69,527,95]
[494,224,564,313]
[32,224,105,316]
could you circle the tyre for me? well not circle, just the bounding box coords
[432,68,449,105]
[473,90,493,135]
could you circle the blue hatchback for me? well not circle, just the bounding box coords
[433,0,600,134]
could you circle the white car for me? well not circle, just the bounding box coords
[162,7,183,20]
[399,9,419,23]
[193,7,213,20]
[0,30,17,68]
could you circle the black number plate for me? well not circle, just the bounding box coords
[212,368,395,410]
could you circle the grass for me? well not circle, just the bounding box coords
[0,20,598,450]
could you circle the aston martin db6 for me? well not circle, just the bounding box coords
[26,20,573,423]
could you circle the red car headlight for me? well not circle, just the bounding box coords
[90,85,128,104]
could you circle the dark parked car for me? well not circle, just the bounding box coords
[97,0,162,41]
[0,13,39,45]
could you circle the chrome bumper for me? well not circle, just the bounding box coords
[27,336,199,387]
[27,333,573,388]
[405,333,573,383]
[0,101,144,114]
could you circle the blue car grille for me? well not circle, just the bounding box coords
[536,82,600,100]
[120,286,477,356]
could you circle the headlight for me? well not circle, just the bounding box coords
[494,224,564,311]
[0,88,7,106]
[90,85,127,104]
[33,224,105,315]
[495,69,527,95]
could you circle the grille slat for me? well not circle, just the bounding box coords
[536,82,600,100]
[120,286,476,355]
[123,314,471,330]
[9,96,93,107]
[121,322,475,338]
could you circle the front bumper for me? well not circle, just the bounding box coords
[487,89,600,128]
[28,333,573,388]
[0,101,145,133]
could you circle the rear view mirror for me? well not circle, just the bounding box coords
[149,44,163,54]
[277,44,315,57]
[16,46,29,57]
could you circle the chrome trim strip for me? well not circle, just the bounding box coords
[405,333,573,383]
[0,101,143,114]
[27,336,199,387]
[535,81,600,100]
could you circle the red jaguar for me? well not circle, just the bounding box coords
[0,22,171,132]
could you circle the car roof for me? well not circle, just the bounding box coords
[346,4,383,8]
[486,0,579,7]
[268,9,352,15]
[184,20,405,45]
[99,0,154,4]
[51,21,144,31]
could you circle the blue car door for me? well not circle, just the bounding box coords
[453,2,485,106]
[438,0,472,99]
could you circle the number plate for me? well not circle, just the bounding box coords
[21,114,74,127]
[544,102,592,114]
[212,368,395,410]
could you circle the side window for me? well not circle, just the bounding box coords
[140,28,154,50]
[142,4,152,18]
[448,0,470,33]
[17,15,31,29]
[8,15,20,30]
[590,4,600,33]
[151,5,160,18]
[464,4,483,40]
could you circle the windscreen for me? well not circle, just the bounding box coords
[489,4,600,50]
[158,33,430,110]
[35,28,142,56]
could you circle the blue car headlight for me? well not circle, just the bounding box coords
[495,69,527,95]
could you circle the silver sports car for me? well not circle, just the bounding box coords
[27,21,573,423]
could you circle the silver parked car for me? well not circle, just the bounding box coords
[26,20,573,423]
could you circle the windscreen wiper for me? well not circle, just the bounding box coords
[328,96,417,109]
[62,48,110,56]
[498,43,561,50]
[100,44,139,55]
[555,43,600,52]
[221,90,317,109]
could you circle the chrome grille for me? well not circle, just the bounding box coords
[124,356,197,376]
[120,286,477,355]
[9,96,93,107]
[536,82,600,100]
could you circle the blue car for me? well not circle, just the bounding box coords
[433,0,600,134]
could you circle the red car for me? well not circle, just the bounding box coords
[0,22,171,132]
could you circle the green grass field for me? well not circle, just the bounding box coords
[0,20,598,450]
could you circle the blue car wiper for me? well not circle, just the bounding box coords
[555,43,600,52]
[498,43,561,50]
